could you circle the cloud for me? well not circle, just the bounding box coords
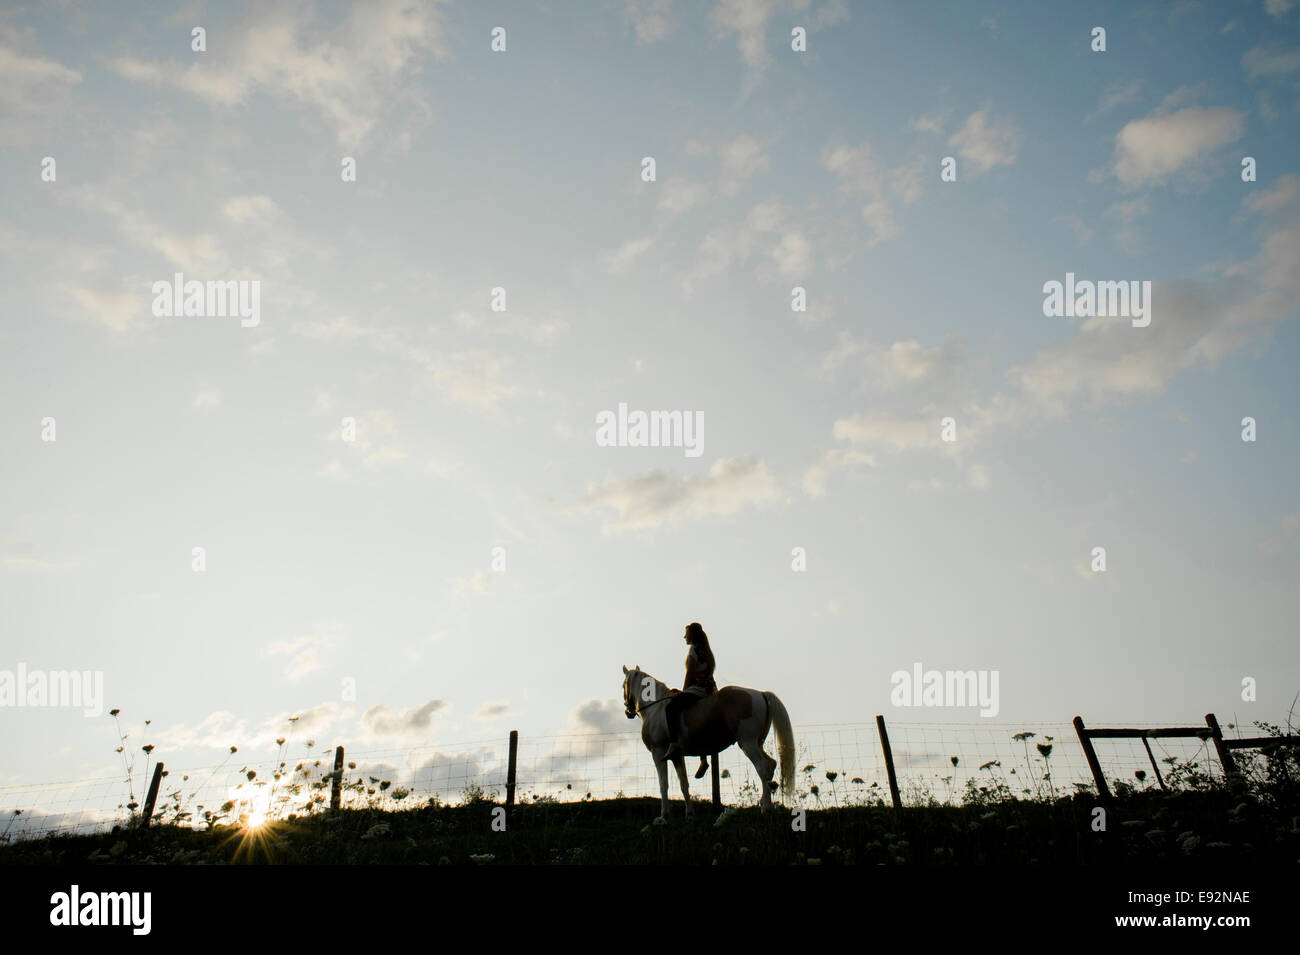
[476,701,510,720]
[822,333,964,387]
[222,195,281,227]
[1007,276,1288,418]
[0,26,81,140]
[717,134,769,195]
[771,230,812,276]
[656,177,711,220]
[802,447,876,497]
[710,0,780,68]
[823,143,922,246]
[1086,80,1143,122]
[450,570,495,598]
[64,283,145,334]
[572,698,627,734]
[709,0,848,70]
[623,0,675,42]
[267,631,332,680]
[909,111,948,134]
[192,388,223,410]
[108,0,447,149]
[602,236,655,273]
[947,108,1021,176]
[361,699,448,737]
[583,457,781,532]
[831,411,939,452]
[1105,197,1149,254]
[1244,174,1300,214]
[1243,43,1300,79]
[1266,0,1295,17]
[1112,106,1244,184]
[691,199,811,282]
[327,409,409,468]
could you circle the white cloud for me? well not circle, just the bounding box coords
[267,632,332,680]
[1244,174,1300,214]
[771,230,812,276]
[657,177,711,220]
[602,236,655,273]
[831,412,938,451]
[623,0,675,42]
[583,457,781,532]
[717,134,769,195]
[361,699,448,737]
[822,333,964,387]
[1112,106,1244,184]
[710,0,780,68]
[109,0,447,149]
[947,108,1021,176]
[222,195,280,226]
[1243,43,1300,78]
[192,388,222,410]
[823,143,922,246]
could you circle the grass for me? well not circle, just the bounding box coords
[1,782,1297,865]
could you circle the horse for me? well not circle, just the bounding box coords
[621,664,795,819]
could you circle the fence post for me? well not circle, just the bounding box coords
[505,730,518,825]
[1205,713,1238,781]
[1140,737,1167,790]
[141,762,164,827]
[330,745,344,811]
[1074,716,1111,803]
[876,714,901,813]
[711,753,721,810]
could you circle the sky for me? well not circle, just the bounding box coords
[1,0,1299,811]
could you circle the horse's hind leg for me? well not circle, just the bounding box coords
[671,755,692,817]
[740,738,778,812]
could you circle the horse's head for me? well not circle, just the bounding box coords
[621,664,644,719]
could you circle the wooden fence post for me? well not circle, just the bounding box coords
[505,730,518,825]
[876,714,901,813]
[711,753,721,810]
[330,745,344,811]
[1205,713,1238,781]
[1140,737,1167,790]
[141,762,164,827]
[1074,716,1111,803]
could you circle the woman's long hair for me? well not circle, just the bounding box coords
[685,622,714,671]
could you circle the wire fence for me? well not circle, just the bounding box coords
[1,715,1260,843]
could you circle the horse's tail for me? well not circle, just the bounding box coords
[764,691,796,798]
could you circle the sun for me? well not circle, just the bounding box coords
[246,810,267,830]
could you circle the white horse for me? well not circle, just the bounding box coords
[621,664,795,819]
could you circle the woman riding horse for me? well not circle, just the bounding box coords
[663,622,718,778]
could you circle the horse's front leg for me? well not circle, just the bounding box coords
[672,755,692,817]
[654,753,670,820]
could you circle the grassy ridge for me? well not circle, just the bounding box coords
[1,788,1296,865]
